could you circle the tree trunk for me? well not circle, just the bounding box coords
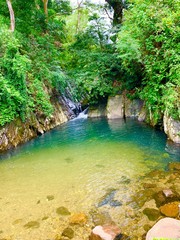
[42,0,48,16]
[105,0,124,26]
[6,0,15,32]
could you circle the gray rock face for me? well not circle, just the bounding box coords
[106,95,143,120]
[0,100,70,153]
[88,104,107,118]
[146,217,180,239]
[164,113,180,143]
[107,95,124,119]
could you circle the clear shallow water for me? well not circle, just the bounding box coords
[0,118,179,239]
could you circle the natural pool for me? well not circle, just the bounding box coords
[0,118,179,239]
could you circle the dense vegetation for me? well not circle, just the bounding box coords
[0,0,179,127]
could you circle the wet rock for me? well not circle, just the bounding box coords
[90,210,113,226]
[146,217,180,239]
[153,189,180,207]
[89,224,121,240]
[47,195,54,201]
[56,206,71,216]
[109,200,122,207]
[24,221,40,229]
[98,189,117,207]
[118,176,131,185]
[168,162,180,172]
[143,208,160,221]
[42,216,49,221]
[69,213,87,225]
[107,95,124,119]
[62,227,74,239]
[163,113,180,143]
[159,201,180,217]
[143,224,151,232]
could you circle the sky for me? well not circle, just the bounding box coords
[70,0,106,7]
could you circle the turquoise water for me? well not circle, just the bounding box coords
[0,118,179,240]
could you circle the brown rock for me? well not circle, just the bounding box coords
[160,201,180,217]
[69,213,88,225]
[169,162,180,172]
[153,189,180,207]
[146,217,180,239]
[89,224,121,240]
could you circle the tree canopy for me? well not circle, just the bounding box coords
[0,0,179,126]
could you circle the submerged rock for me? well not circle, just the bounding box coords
[90,210,113,226]
[56,206,71,216]
[143,208,161,221]
[69,213,88,225]
[24,221,40,229]
[47,195,54,201]
[153,189,180,207]
[146,217,180,239]
[159,201,180,217]
[168,162,180,172]
[62,227,74,239]
[98,189,122,207]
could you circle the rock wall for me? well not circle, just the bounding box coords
[88,94,180,144]
[106,95,144,119]
[163,113,180,143]
[0,99,71,153]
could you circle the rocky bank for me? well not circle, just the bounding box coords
[0,97,73,153]
[88,94,180,144]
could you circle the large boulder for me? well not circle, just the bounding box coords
[163,113,180,143]
[107,95,124,119]
[146,217,180,239]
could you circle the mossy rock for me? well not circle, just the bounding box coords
[143,208,160,221]
[62,227,74,239]
[24,221,40,229]
[56,206,71,216]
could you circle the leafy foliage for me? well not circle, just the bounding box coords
[117,0,180,124]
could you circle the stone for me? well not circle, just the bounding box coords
[89,224,121,240]
[47,195,54,201]
[69,213,87,225]
[168,162,180,172]
[159,201,180,217]
[125,98,143,118]
[97,189,117,207]
[146,217,180,239]
[56,206,71,216]
[153,190,180,207]
[62,227,74,239]
[163,113,180,143]
[107,95,124,119]
[143,208,161,221]
[90,210,113,226]
[24,221,40,229]
[162,189,173,197]
[88,104,107,118]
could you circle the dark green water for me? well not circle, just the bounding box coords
[0,118,179,240]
